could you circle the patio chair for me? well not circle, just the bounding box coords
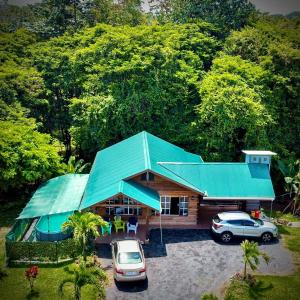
[100,221,112,235]
[127,216,138,234]
[113,216,125,232]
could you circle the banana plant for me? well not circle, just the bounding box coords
[278,160,300,215]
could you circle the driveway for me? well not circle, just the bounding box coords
[96,229,294,300]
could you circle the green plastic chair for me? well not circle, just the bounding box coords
[113,216,125,233]
[101,222,112,235]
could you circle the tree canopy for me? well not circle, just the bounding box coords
[0,1,299,194]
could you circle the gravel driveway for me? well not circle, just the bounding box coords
[96,229,294,300]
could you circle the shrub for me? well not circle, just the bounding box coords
[200,293,219,300]
[6,239,81,263]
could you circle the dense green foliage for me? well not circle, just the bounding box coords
[6,238,81,262]
[0,1,299,193]
[0,102,63,191]
[150,0,256,33]
[58,262,107,300]
[62,212,107,261]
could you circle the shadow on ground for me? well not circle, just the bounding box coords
[114,277,148,292]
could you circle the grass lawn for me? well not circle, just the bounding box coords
[224,226,300,300]
[0,202,101,299]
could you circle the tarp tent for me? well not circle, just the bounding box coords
[17,174,89,241]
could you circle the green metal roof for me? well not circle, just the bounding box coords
[122,180,160,210]
[80,131,203,209]
[160,163,275,199]
[18,174,89,219]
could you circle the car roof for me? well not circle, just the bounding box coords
[217,211,251,221]
[117,240,140,252]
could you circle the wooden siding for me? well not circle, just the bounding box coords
[132,173,200,225]
[90,173,201,226]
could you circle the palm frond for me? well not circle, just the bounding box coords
[57,277,74,296]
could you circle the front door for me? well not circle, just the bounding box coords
[170,197,179,215]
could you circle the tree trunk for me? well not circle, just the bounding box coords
[75,285,80,300]
[243,262,247,279]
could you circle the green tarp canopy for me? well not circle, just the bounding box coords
[17,174,89,219]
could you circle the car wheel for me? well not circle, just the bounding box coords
[261,232,273,243]
[221,232,232,243]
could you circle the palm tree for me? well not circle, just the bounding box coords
[278,159,300,215]
[62,211,107,261]
[65,156,91,174]
[241,240,270,279]
[58,262,107,300]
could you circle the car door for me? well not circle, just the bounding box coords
[242,220,258,237]
[111,242,118,268]
[227,220,244,235]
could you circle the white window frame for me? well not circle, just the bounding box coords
[105,197,142,216]
[160,196,171,215]
[179,196,189,216]
[160,195,189,216]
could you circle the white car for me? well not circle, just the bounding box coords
[211,211,278,243]
[111,239,147,282]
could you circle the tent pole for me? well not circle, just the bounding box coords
[270,200,273,219]
[160,208,163,245]
[48,215,50,241]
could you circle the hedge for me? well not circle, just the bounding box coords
[6,238,81,263]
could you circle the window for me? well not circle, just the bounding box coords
[161,196,171,215]
[105,197,142,216]
[123,197,134,205]
[227,220,243,226]
[106,206,114,215]
[113,243,118,257]
[118,252,142,264]
[160,196,188,216]
[179,196,188,216]
[243,220,255,227]
[140,172,154,181]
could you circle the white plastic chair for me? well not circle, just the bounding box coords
[127,222,138,234]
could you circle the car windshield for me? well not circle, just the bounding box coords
[251,217,264,225]
[118,252,142,264]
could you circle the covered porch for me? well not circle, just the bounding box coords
[95,223,149,244]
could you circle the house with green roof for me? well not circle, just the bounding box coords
[15,131,275,241]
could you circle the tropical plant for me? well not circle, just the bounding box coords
[25,265,39,292]
[0,107,64,191]
[278,160,300,215]
[200,292,219,300]
[241,240,270,279]
[62,212,107,261]
[65,155,90,174]
[58,262,107,300]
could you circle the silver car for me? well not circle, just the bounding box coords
[211,211,278,243]
[111,239,147,282]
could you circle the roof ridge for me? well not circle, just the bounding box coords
[142,131,151,169]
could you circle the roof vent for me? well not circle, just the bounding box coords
[242,150,276,169]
